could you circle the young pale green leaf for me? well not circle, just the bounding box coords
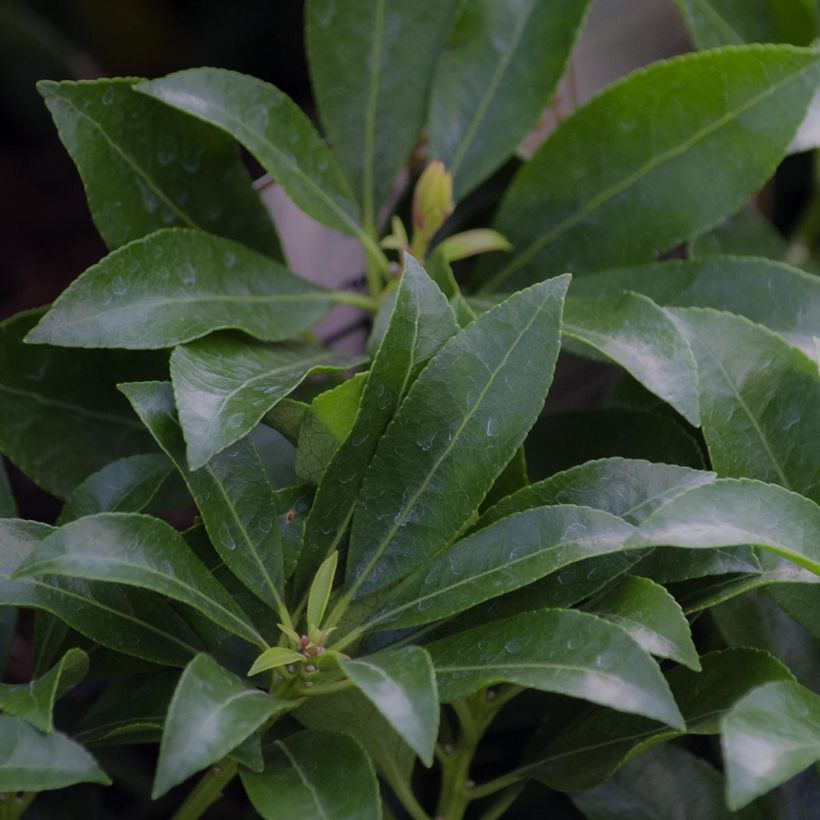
[722,680,820,809]
[563,291,700,425]
[427,608,683,727]
[0,519,202,666]
[120,381,288,617]
[670,309,820,501]
[370,505,635,632]
[171,334,363,469]
[0,460,15,518]
[480,457,716,529]
[241,730,380,820]
[57,453,173,525]
[0,648,88,732]
[307,551,338,630]
[305,0,458,223]
[572,258,820,363]
[0,311,161,498]
[628,479,820,574]
[339,646,439,766]
[247,647,306,677]
[38,78,280,256]
[298,256,457,590]
[154,653,289,798]
[12,513,264,647]
[27,229,333,350]
[589,576,700,671]
[475,46,820,291]
[674,0,818,49]
[0,715,109,792]
[428,0,592,198]
[136,68,364,240]
[347,275,570,599]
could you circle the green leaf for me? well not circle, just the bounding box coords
[307,551,338,630]
[120,381,288,617]
[0,648,87,732]
[247,647,306,677]
[171,334,363,469]
[241,730,380,820]
[0,519,202,666]
[0,311,161,498]
[635,545,760,586]
[563,291,700,425]
[27,229,333,350]
[628,478,820,574]
[347,276,569,599]
[768,583,820,639]
[675,0,819,48]
[0,460,15,518]
[589,576,700,671]
[57,453,173,525]
[0,715,109,791]
[12,513,264,647]
[571,258,820,363]
[670,309,820,501]
[371,505,635,631]
[691,207,790,260]
[480,457,716,529]
[305,0,458,223]
[298,256,457,590]
[428,0,592,198]
[475,46,820,291]
[722,680,820,809]
[339,646,439,766]
[136,68,364,240]
[427,608,683,727]
[38,78,281,255]
[154,653,289,798]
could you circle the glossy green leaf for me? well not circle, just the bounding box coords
[0,648,87,732]
[57,453,173,525]
[339,646,439,766]
[298,256,457,589]
[723,680,820,809]
[628,478,820,574]
[0,519,202,666]
[768,583,820,639]
[347,276,569,599]
[692,207,790,260]
[307,551,337,631]
[675,0,819,48]
[27,229,333,350]
[0,311,160,498]
[428,0,592,198]
[0,460,15,518]
[247,647,305,677]
[371,505,635,632]
[171,334,362,469]
[670,309,820,500]
[427,609,683,727]
[120,381,288,616]
[305,0,458,223]
[38,78,280,255]
[475,46,820,291]
[12,513,264,647]
[635,545,760,586]
[572,258,820,362]
[241,730,380,820]
[563,291,700,425]
[136,68,365,240]
[154,653,288,798]
[0,715,109,791]
[589,576,700,671]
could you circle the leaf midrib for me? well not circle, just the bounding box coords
[276,740,332,820]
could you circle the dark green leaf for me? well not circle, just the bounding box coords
[347,276,569,598]
[428,0,592,198]
[339,646,439,766]
[27,229,333,350]
[154,653,289,797]
[0,460,15,518]
[768,583,820,639]
[0,715,109,791]
[305,0,458,222]
[691,207,790,260]
[427,608,683,727]
[475,46,820,290]
[12,513,264,647]
[171,334,362,469]
[241,730,380,820]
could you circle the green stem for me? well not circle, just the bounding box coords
[329,289,380,312]
[477,782,526,820]
[465,771,522,802]
[302,677,354,696]
[171,759,238,820]
[390,777,429,820]
[0,793,35,820]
